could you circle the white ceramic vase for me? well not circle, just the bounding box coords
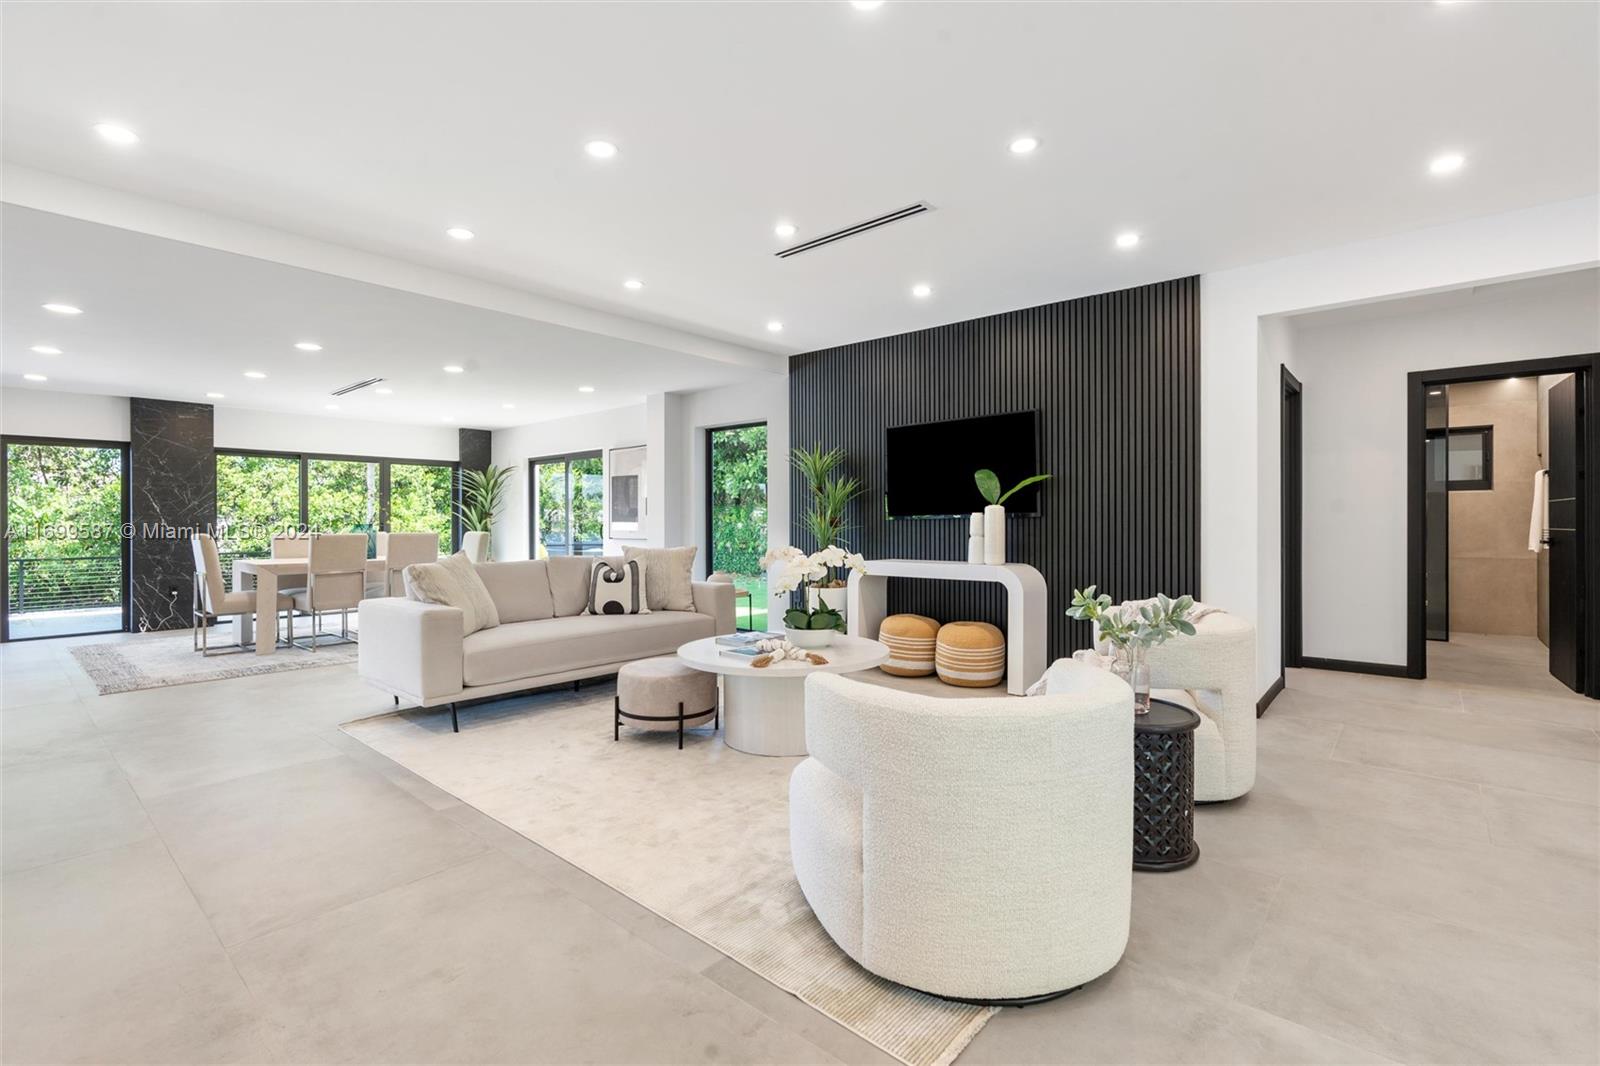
[784,626,835,649]
[807,585,848,619]
[982,504,1006,564]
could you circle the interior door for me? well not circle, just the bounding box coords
[1547,375,1584,691]
[1423,386,1450,641]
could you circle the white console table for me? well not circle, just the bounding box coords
[846,559,1048,696]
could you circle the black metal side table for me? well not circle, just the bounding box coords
[1133,699,1200,871]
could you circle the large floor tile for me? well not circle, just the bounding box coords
[1124,859,1281,997]
[1236,884,1600,1064]
[1479,784,1600,861]
[1,698,106,766]
[230,850,844,1064]
[2,748,157,874]
[1285,668,1463,710]
[2,839,274,1064]
[1250,748,1493,842]
[1458,684,1600,729]
[143,755,489,945]
[103,712,344,800]
[1330,722,1600,804]
[964,961,1395,1065]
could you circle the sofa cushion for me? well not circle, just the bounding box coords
[623,545,697,612]
[546,555,621,616]
[404,551,500,636]
[475,560,555,623]
[588,558,649,616]
[461,611,714,687]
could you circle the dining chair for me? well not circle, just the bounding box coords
[192,533,295,654]
[270,533,311,592]
[289,533,368,651]
[370,532,441,597]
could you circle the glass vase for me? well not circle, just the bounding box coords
[1113,643,1153,715]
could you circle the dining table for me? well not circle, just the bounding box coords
[231,556,390,655]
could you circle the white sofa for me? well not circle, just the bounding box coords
[1065,610,1257,801]
[358,555,735,730]
[790,666,1133,1004]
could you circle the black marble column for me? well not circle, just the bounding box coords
[458,428,491,476]
[130,398,215,632]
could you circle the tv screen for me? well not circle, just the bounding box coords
[885,411,1042,518]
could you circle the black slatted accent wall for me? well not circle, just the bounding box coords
[788,275,1199,662]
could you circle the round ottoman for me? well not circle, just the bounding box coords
[879,613,941,676]
[936,621,1006,688]
[615,656,718,749]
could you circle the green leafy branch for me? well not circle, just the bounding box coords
[1066,586,1196,650]
[975,468,1052,506]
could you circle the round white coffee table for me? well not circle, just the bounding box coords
[677,634,890,757]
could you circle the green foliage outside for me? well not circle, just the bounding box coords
[391,464,454,555]
[710,425,768,630]
[4,443,123,611]
[307,459,380,555]
[536,456,603,555]
[216,453,300,556]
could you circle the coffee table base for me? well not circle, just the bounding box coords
[722,674,808,757]
[1134,842,1200,873]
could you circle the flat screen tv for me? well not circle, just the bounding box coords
[885,411,1042,518]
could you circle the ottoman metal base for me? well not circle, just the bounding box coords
[614,696,719,750]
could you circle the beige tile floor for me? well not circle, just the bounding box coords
[2,629,1596,1064]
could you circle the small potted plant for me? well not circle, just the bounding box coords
[974,468,1052,564]
[762,544,868,648]
[1066,587,1196,713]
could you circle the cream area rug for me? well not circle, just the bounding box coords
[71,626,357,695]
[343,686,995,1066]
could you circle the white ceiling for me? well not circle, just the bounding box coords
[1,1,1597,396]
[0,206,760,427]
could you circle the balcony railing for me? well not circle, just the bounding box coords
[7,555,123,614]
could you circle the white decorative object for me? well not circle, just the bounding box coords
[676,633,891,756]
[806,585,848,617]
[967,512,985,563]
[608,444,647,540]
[790,665,1133,1001]
[461,530,490,563]
[982,504,1006,564]
[846,558,1047,695]
[784,625,835,649]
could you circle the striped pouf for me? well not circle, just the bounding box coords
[935,621,1006,688]
[878,614,941,677]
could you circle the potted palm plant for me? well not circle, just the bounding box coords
[791,445,862,615]
[456,464,511,562]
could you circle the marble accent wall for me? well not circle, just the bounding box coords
[130,398,215,632]
[458,428,491,475]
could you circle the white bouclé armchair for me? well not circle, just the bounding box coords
[789,665,1134,1004]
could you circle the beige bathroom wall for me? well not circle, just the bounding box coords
[1447,377,1539,636]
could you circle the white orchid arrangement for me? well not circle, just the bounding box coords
[760,543,867,632]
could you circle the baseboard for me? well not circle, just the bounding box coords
[1256,675,1285,717]
[1297,656,1410,679]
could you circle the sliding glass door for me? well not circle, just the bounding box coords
[707,423,768,631]
[308,459,381,556]
[2,436,129,641]
[390,463,455,555]
[531,452,603,556]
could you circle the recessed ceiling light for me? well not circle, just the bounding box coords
[1115,231,1141,249]
[577,385,596,393]
[446,226,475,241]
[1429,151,1466,176]
[623,278,644,291]
[23,373,47,382]
[585,140,618,160]
[1009,136,1040,155]
[324,404,340,411]
[206,392,225,399]
[30,345,62,355]
[244,370,266,379]
[375,387,393,395]
[850,0,886,9]
[766,320,784,333]
[294,341,323,352]
[911,283,932,299]
[774,221,797,238]
[93,123,139,146]
[442,365,465,374]
[1428,389,1444,396]
[42,303,82,315]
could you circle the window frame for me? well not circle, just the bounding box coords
[527,451,604,557]
[215,447,460,553]
[704,421,768,577]
[1425,425,1494,491]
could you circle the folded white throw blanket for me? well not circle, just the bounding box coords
[1529,468,1547,553]
[1114,596,1223,622]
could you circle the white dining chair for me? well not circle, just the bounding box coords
[370,532,440,597]
[289,533,368,651]
[192,533,295,654]
[270,533,311,592]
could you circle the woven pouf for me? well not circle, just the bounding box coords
[615,656,718,749]
[935,621,1006,688]
[878,613,941,677]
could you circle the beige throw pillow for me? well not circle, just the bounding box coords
[404,551,501,636]
[623,545,697,612]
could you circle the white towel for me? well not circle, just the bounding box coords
[1529,468,1548,552]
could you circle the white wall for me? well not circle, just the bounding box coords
[213,405,458,460]
[0,387,130,440]
[489,403,649,561]
[1290,270,1600,665]
[1201,194,1600,696]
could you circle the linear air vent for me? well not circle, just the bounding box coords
[775,202,931,259]
[331,377,385,397]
